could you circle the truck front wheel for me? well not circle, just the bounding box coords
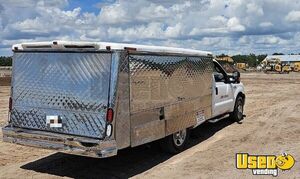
[160,128,190,154]
[230,96,244,122]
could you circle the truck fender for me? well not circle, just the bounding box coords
[233,85,245,107]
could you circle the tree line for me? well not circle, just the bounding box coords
[0,56,12,66]
[232,54,267,67]
[218,53,300,67]
[217,54,267,67]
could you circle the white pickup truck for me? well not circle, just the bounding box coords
[2,41,245,157]
[211,59,245,123]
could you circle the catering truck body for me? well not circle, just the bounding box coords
[2,41,245,157]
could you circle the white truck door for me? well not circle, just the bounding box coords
[212,61,234,117]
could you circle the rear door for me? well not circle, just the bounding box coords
[10,52,111,139]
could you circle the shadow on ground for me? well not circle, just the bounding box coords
[21,118,235,179]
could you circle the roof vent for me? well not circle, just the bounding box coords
[25,45,52,49]
[124,47,137,51]
[64,45,95,49]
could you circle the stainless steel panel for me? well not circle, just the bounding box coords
[129,55,213,112]
[131,108,165,147]
[164,95,212,135]
[129,54,213,141]
[10,52,111,138]
[109,52,120,109]
[112,52,131,149]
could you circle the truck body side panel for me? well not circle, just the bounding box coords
[128,54,213,146]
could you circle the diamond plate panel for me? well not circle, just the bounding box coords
[129,55,213,113]
[10,106,106,137]
[10,52,111,138]
[128,54,213,141]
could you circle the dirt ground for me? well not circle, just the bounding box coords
[0,72,299,179]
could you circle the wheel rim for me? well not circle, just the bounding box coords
[237,99,244,119]
[173,129,187,147]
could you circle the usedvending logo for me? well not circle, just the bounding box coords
[236,153,295,177]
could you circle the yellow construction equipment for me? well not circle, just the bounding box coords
[215,56,236,73]
[293,62,300,72]
[275,64,291,73]
[236,63,248,70]
[261,58,291,74]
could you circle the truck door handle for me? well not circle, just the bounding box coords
[215,87,218,95]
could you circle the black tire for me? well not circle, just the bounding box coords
[160,128,190,154]
[230,96,244,122]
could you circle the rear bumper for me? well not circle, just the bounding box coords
[2,126,118,158]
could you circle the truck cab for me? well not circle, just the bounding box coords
[211,59,245,122]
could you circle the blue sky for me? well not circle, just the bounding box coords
[65,0,106,13]
[0,0,300,56]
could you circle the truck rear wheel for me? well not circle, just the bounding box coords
[160,128,190,154]
[230,96,244,122]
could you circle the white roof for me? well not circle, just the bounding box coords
[265,55,300,62]
[12,41,212,56]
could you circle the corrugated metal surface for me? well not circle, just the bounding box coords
[10,52,111,138]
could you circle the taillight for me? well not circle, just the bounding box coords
[9,97,12,112]
[106,108,114,123]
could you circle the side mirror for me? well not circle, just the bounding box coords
[232,71,241,83]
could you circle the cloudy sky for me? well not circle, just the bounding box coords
[0,0,300,56]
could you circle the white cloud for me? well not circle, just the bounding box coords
[238,36,250,44]
[285,11,300,22]
[165,23,183,38]
[137,4,169,21]
[189,27,227,36]
[201,37,222,46]
[259,22,273,28]
[98,2,129,24]
[246,3,264,16]
[227,17,245,32]
[107,22,165,41]
[257,35,283,44]
[210,16,227,25]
